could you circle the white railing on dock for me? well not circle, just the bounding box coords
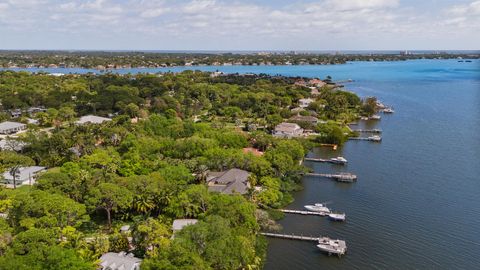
[280,209,327,216]
[306,173,357,182]
[260,232,320,242]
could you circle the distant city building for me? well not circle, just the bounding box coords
[0,121,27,134]
[273,122,304,138]
[206,168,251,195]
[99,252,142,270]
[76,115,112,125]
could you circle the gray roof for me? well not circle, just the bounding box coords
[172,219,198,231]
[99,252,142,270]
[0,121,26,131]
[2,166,46,183]
[76,115,112,125]
[207,168,250,194]
[274,122,302,133]
[289,115,319,123]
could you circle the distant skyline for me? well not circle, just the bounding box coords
[0,0,479,50]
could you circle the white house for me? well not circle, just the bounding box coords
[273,122,304,138]
[99,252,142,270]
[2,166,46,187]
[298,98,314,108]
[76,115,112,125]
[0,139,26,152]
[0,121,27,135]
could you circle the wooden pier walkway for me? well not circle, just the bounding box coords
[348,136,382,142]
[304,158,346,165]
[306,173,357,182]
[260,232,320,242]
[351,129,382,133]
[280,209,328,216]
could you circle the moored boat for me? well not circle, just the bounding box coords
[304,203,331,213]
[317,237,347,256]
[329,156,347,164]
[368,135,382,142]
[328,213,346,222]
[382,107,395,113]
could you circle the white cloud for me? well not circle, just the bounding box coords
[140,8,169,18]
[0,0,478,49]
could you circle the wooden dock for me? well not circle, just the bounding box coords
[349,136,382,142]
[304,158,346,165]
[319,143,338,150]
[306,173,357,182]
[260,232,320,242]
[280,209,328,216]
[351,129,382,133]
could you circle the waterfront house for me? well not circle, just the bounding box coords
[206,168,251,195]
[289,115,319,125]
[273,122,303,138]
[294,79,307,87]
[2,166,46,187]
[99,252,142,270]
[0,121,27,135]
[298,98,314,108]
[76,115,112,125]
[308,79,326,88]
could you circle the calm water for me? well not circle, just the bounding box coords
[2,60,480,269]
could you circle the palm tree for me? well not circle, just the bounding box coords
[9,165,21,189]
[195,165,209,184]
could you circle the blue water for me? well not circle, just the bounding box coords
[2,59,480,269]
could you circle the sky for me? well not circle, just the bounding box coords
[0,0,479,50]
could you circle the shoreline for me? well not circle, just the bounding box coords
[1,52,478,70]
[0,58,478,76]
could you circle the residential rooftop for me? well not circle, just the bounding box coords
[76,115,112,125]
[99,252,142,270]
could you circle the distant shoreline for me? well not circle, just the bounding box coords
[1,51,478,70]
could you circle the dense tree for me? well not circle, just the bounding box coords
[86,183,133,229]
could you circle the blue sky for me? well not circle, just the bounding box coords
[0,0,479,50]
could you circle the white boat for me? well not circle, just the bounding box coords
[328,213,346,222]
[370,114,381,120]
[317,237,347,256]
[368,135,382,142]
[329,156,347,164]
[304,203,331,213]
[382,108,395,113]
